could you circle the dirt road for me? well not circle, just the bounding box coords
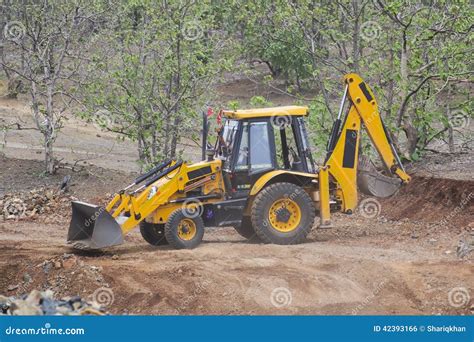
[1,94,472,316]
[1,193,472,315]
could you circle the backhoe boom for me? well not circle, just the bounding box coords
[319,73,410,227]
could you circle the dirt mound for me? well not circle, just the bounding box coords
[380,175,473,228]
[0,187,73,223]
[0,249,111,310]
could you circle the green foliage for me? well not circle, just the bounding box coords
[81,0,235,166]
[306,97,333,161]
[227,100,240,110]
[6,0,470,170]
[249,96,272,108]
[79,0,474,163]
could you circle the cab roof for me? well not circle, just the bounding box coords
[222,105,308,120]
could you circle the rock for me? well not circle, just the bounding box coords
[9,300,43,315]
[444,250,452,255]
[41,298,58,315]
[43,261,52,274]
[0,295,10,314]
[428,238,437,243]
[112,255,119,260]
[69,296,81,303]
[43,289,54,299]
[0,289,108,316]
[25,290,42,305]
[56,305,73,315]
[1,187,73,222]
[62,256,77,269]
[456,234,474,258]
[7,284,19,291]
[72,301,82,311]
[54,261,62,269]
[23,273,32,283]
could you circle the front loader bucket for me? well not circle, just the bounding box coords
[358,156,402,198]
[67,201,124,250]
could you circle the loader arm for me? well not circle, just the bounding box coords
[318,73,410,227]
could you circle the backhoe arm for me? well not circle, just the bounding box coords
[344,73,410,183]
[318,73,410,227]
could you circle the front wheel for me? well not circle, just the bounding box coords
[140,221,168,246]
[164,209,205,249]
[232,216,260,241]
[251,182,315,245]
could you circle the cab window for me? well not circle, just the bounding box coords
[235,123,249,170]
[249,122,272,171]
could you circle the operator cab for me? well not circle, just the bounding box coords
[216,106,315,198]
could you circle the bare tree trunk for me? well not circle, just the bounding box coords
[170,112,180,159]
[397,32,409,127]
[386,35,395,119]
[163,111,170,158]
[44,82,56,174]
[446,84,454,152]
[396,30,419,155]
[351,0,360,73]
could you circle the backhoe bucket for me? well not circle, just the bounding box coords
[67,201,124,250]
[358,156,402,198]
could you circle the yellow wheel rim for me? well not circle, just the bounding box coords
[268,198,301,232]
[177,219,197,241]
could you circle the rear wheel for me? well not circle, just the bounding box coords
[140,221,168,246]
[251,182,315,245]
[232,216,260,241]
[164,209,204,249]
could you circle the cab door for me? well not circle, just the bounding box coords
[229,119,276,197]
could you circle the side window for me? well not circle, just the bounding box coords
[235,123,249,170]
[250,122,273,171]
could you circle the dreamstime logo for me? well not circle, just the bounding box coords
[448,287,470,308]
[92,287,115,307]
[360,21,381,41]
[270,114,291,130]
[182,198,204,219]
[92,109,115,130]
[358,198,381,219]
[352,280,386,315]
[84,206,105,227]
[270,287,292,308]
[448,110,470,129]
[181,20,203,41]
[3,21,25,42]
[175,279,211,313]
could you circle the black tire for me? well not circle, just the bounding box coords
[251,182,315,245]
[164,209,204,249]
[140,221,168,246]
[232,216,260,241]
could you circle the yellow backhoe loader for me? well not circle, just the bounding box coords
[67,73,410,250]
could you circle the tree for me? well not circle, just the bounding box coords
[232,0,473,158]
[375,0,473,156]
[82,0,233,168]
[1,0,103,174]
